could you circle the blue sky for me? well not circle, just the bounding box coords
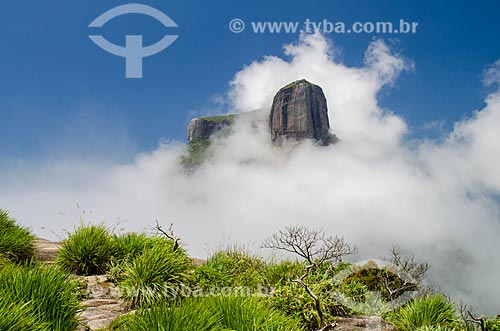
[2,0,500,162]
[2,2,500,308]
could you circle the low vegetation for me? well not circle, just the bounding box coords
[112,232,155,261]
[202,114,238,123]
[110,296,303,331]
[0,262,81,331]
[0,209,35,263]
[485,317,500,331]
[0,295,50,331]
[388,294,459,331]
[181,138,212,168]
[118,236,192,308]
[191,245,266,289]
[263,225,358,330]
[56,223,114,275]
[1,208,498,331]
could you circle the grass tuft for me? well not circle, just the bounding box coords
[112,232,153,261]
[0,262,81,331]
[0,296,50,331]
[110,296,303,331]
[56,223,114,275]
[388,294,458,331]
[111,298,221,331]
[118,237,192,308]
[212,295,304,331]
[0,209,35,263]
[192,245,266,289]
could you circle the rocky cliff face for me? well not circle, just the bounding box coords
[269,79,331,145]
[183,80,333,167]
[187,80,332,145]
[187,115,237,142]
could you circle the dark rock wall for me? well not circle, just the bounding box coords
[187,80,332,145]
[187,117,235,142]
[269,79,330,144]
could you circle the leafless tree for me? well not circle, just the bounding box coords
[263,226,358,265]
[380,246,430,300]
[263,226,357,330]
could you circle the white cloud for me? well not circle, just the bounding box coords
[483,59,500,87]
[230,33,410,152]
[1,33,499,313]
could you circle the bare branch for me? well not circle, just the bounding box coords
[379,246,430,300]
[292,265,326,328]
[262,226,357,264]
[466,311,486,331]
[155,220,180,252]
[292,266,338,330]
[263,226,357,329]
[384,246,430,283]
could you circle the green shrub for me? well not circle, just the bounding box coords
[110,298,221,331]
[268,262,352,329]
[112,296,303,331]
[106,258,126,283]
[0,209,35,263]
[106,313,134,331]
[212,295,304,331]
[181,138,212,168]
[191,261,232,289]
[486,316,500,331]
[192,245,266,289]
[388,294,458,331]
[0,295,50,331]
[342,260,414,301]
[112,232,174,260]
[0,262,81,331]
[261,260,304,286]
[271,280,346,330]
[331,261,410,316]
[414,326,454,331]
[57,224,114,275]
[109,233,183,282]
[0,253,9,267]
[107,233,157,283]
[118,238,192,308]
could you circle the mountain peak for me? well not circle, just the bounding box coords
[270,79,331,145]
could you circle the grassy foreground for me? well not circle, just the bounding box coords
[1,209,499,331]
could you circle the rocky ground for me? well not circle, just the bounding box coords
[77,275,126,331]
[34,237,396,331]
[35,238,126,331]
[34,238,60,264]
[334,317,397,331]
